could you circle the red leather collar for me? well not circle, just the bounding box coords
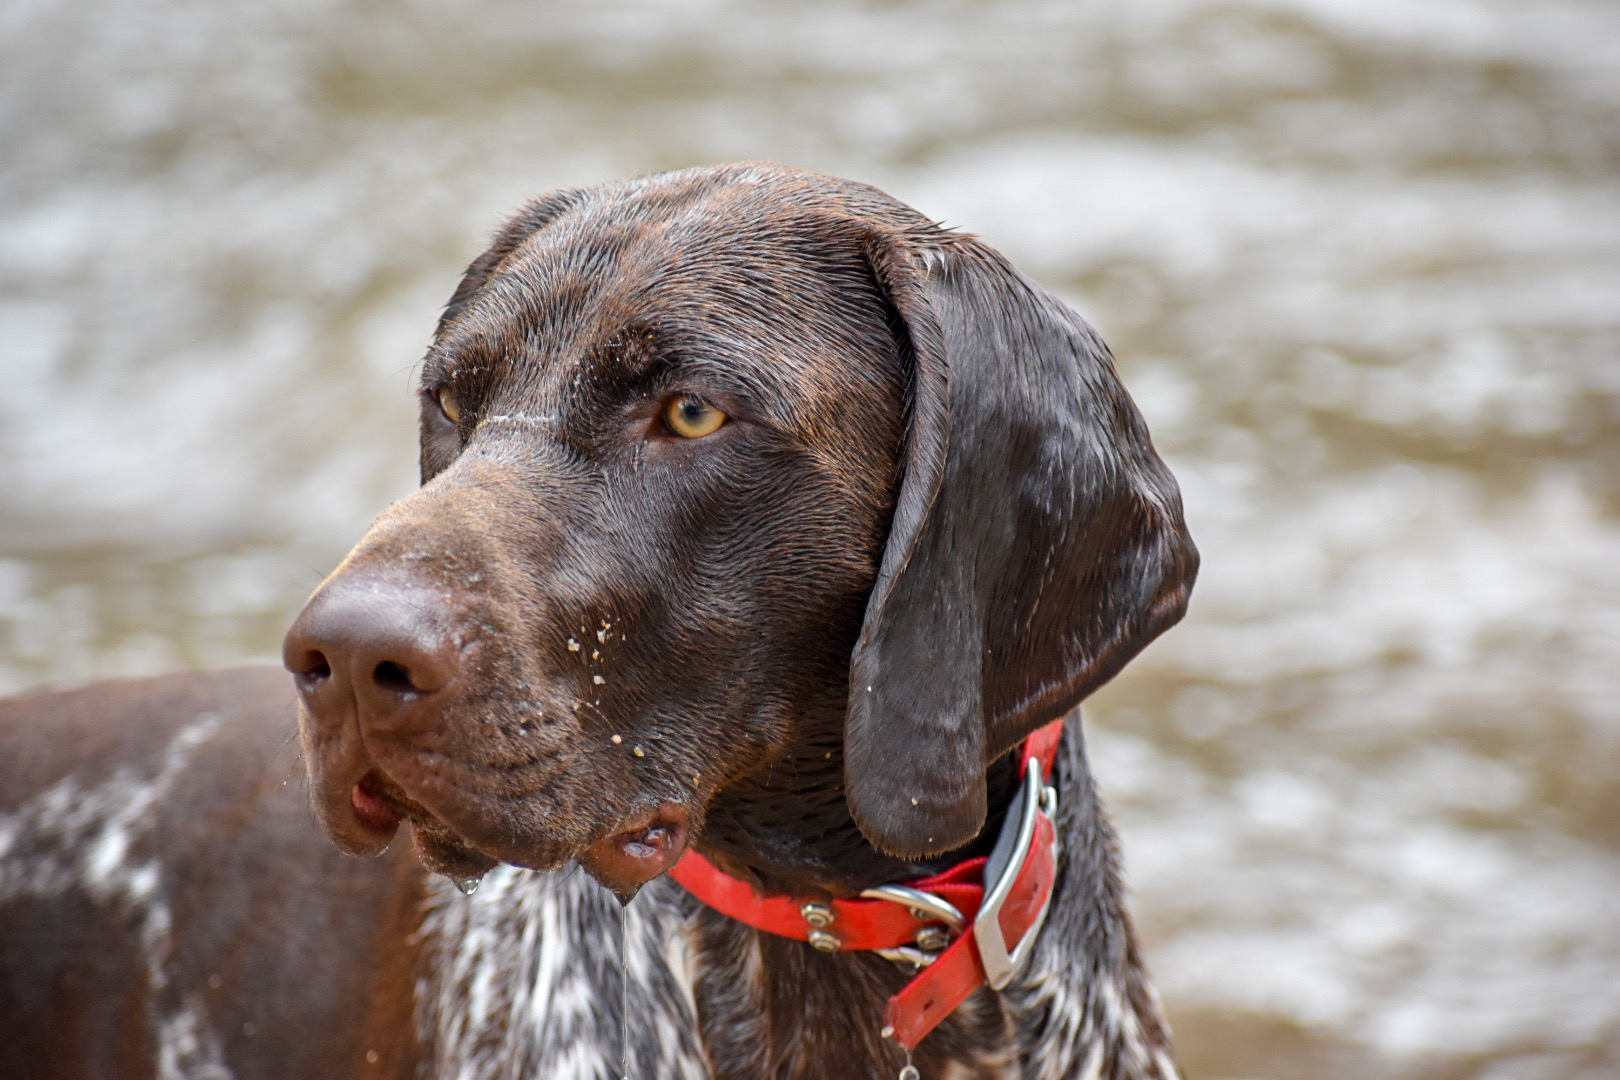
[668,718,1064,1051]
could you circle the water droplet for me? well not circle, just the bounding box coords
[454,876,483,895]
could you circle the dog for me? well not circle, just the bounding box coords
[0,163,1197,1079]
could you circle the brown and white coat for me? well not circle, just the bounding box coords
[0,163,1196,1079]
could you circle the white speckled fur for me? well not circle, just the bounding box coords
[0,714,230,1078]
[420,866,711,1079]
[156,994,234,1080]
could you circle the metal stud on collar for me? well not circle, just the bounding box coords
[802,902,841,951]
[801,902,834,928]
[807,929,841,952]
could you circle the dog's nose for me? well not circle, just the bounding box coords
[283,571,461,735]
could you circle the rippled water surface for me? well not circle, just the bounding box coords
[2,1,1617,1076]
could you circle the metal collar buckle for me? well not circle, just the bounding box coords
[860,883,966,969]
[974,756,1058,989]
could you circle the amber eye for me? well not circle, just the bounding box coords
[435,386,463,424]
[664,395,726,438]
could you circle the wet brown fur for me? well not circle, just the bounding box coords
[0,163,1195,1078]
[0,670,427,1078]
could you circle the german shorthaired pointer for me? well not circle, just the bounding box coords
[0,163,1197,1079]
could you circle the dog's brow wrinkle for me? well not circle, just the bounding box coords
[482,413,560,428]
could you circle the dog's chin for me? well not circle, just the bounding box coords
[407,799,691,905]
[409,814,689,904]
[411,824,501,884]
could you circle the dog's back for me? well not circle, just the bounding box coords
[0,668,423,1079]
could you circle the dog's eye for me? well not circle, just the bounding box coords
[436,386,463,424]
[664,395,726,439]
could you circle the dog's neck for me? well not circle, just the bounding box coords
[419,708,1182,1080]
[694,689,1025,897]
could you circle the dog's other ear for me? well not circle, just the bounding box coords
[436,189,585,335]
[846,232,1198,858]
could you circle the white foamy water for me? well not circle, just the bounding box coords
[2,1,1616,1076]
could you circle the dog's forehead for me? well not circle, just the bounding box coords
[432,168,918,421]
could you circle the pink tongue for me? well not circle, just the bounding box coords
[351,781,404,834]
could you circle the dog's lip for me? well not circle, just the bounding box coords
[341,756,497,869]
[301,722,406,858]
[350,771,407,836]
[343,743,587,881]
[579,804,693,904]
[308,725,690,898]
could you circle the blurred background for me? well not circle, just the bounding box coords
[1,0,1616,1076]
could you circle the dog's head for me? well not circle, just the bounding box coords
[283,164,1196,899]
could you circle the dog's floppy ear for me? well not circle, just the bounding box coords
[846,231,1198,858]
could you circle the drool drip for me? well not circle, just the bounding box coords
[620,897,631,1080]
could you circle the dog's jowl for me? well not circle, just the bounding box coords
[0,164,1196,1080]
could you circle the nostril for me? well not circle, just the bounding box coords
[283,572,460,724]
[290,649,332,692]
[373,661,416,694]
